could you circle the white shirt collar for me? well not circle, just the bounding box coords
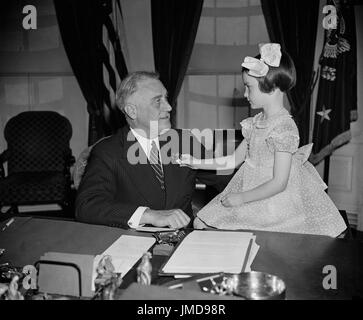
[130,127,160,159]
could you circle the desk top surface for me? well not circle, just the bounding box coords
[1,216,362,300]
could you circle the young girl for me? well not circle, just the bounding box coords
[179,43,347,237]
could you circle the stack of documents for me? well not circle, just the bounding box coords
[160,230,259,275]
[92,235,155,290]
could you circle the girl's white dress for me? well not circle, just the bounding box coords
[197,109,347,237]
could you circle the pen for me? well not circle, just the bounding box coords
[1,218,15,231]
[168,273,223,289]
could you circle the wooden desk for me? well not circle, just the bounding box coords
[0,217,362,300]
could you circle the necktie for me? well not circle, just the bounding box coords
[150,141,165,190]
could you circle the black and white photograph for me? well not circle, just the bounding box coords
[0,0,362,309]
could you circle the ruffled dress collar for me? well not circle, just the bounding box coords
[252,108,290,128]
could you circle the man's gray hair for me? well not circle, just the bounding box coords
[116,71,160,112]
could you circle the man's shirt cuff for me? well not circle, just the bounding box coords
[127,206,148,228]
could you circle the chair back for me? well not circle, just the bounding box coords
[4,111,72,174]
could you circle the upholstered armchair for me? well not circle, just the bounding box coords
[0,111,75,215]
[72,136,110,190]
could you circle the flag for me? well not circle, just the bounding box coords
[100,0,128,138]
[310,0,357,165]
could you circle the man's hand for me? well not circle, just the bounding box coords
[141,209,190,229]
[175,153,200,169]
[220,192,244,207]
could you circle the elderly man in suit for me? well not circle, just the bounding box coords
[75,71,227,229]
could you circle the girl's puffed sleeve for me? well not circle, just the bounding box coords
[266,117,300,153]
[240,117,253,143]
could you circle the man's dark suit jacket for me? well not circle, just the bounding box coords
[75,126,230,228]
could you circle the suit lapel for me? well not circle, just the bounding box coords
[119,127,165,207]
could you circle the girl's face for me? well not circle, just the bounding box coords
[242,72,269,109]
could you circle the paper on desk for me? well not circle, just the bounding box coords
[172,234,260,277]
[244,235,260,272]
[174,274,192,279]
[173,235,260,276]
[162,230,257,274]
[136,226,175,232]
[92,235,155,290]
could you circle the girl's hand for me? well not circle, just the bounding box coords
[220,193,244,207]
[175,154,199,169]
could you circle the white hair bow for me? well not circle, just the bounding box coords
[241,43,282,77]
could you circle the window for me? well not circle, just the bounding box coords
[177,0,269,132]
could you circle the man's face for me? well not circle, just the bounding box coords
[131,78,172,137]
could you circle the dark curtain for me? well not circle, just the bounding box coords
[54,0,127,145]
[151,0,203,127]
[261,0,320,146]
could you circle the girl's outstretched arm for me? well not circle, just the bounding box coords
[179,139,248,171]
[221,151,292,207]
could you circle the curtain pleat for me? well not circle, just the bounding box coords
[54,0,128,145]
[261,0,320,145]
[151,0,204,127]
